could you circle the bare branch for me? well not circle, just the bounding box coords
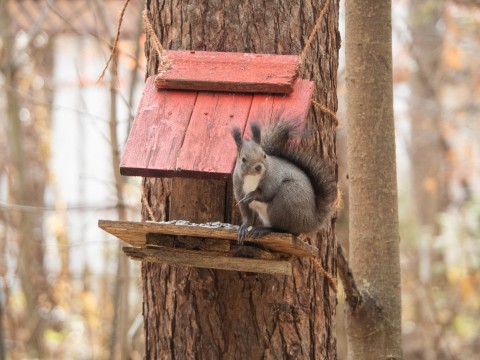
[337,242,362,311]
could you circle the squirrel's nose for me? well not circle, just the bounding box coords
[255,164,262,172]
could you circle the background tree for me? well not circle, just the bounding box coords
[345,0,402,359]
[141,0,340,358]
[401,1,480,358]
[408,2,448,359]
[1,0,55,356]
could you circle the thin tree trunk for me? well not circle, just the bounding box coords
[0,299,4,360]
[108,50,130,360]
[90,1,131,357]
[141,0,340,358]
[1,1,55,356]
[345,0,402,359]
[409,1,448,231]
[409,3,448,359]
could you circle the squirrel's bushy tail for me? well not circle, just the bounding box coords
[260,121,338,229]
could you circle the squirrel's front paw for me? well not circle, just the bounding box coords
[240,191,256,204]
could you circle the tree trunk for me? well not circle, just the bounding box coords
[141,0,340,358]
[108,50,131,360]
[409,1,448,233]
[345,1,402,359]
[408,3,449,359]
[1,1,54,356]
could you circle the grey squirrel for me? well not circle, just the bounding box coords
[232,121,337,243]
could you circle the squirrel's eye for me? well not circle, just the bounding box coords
[242,157,246,163]
[263,154,266,159]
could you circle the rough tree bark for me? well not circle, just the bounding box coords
[141,0,340,358]
[345,0,402,359]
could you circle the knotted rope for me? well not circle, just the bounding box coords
[299,0,332,64]
[142,7,171,73]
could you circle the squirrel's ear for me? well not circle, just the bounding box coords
[232,127,243,150]
[250,122,261,144]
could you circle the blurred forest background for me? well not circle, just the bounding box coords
[0,0,479,359]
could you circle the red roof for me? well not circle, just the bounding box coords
[120,51,314,180]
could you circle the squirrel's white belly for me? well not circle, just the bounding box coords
[243,175,270,226]
[249,201,271,226]
[243,174,261,193]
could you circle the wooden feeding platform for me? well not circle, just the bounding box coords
[98,220,319,276]
[98,50,319,275]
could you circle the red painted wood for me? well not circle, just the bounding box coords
[155,50,299,94]
[120,76,197,177]
[120,77,314,180]
[244,79,314,137]
[175,93,253,178]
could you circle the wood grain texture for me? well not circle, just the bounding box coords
[252,79,314,122]
[98,219,319,257]
[123,246,292,275]
[169,178,227,222]
[175,92,252,177]
[120,79,313,179]
[245,79,315,135]
[155,50,299,94]
[120,76,197,177]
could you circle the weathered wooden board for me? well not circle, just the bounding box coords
[120,76,197,177]
[175,93,252,178]
[119,77,314,179]
[244,79,315,137]
[98,220,319,257]
[123,246,292,275]
[155,50,299,94]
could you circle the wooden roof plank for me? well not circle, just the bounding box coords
[174,92,253,179]
[120,77,198,177]
[245,79,315,136]
[123,246,292,275]
[98,220,319,257]
[155,50,299,94]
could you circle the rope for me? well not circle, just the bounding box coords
[98,0,131,83]
[299,0,332,64]
[142,7,171,73]
[299,0,337,127]
[311,99,339,126]
[100,0,330,77]
[141,182,156,222]
[314,258,338,293]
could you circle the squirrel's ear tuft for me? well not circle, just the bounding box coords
[232,127,243,150]
[250,122,261,144]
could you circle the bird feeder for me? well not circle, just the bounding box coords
[98,50,317,276]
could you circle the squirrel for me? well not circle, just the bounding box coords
[232,121,337,243]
